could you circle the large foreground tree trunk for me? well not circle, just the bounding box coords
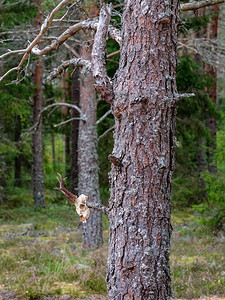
[93,0,179,298]
[78,46,103,248]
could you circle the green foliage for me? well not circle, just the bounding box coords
[0,0,36,29]
[193,122,225,231]
[97,101,114,205]
[180,14,211,33]
[173,55,216,206]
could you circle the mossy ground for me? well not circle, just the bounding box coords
[0,198,224,299]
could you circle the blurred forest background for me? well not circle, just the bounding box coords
[0,0,225,299]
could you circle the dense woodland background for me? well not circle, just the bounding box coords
[0,0,225,299]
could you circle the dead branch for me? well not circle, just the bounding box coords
[180,0,225,11]
[112,0,225,12]
[174,93,196,101]
[47,57,91,81]
[92,4,114,104]
[22,102,85,138]
[107,50,120,59]
[63,42,80,57]
[18,0,71,71]
[98,125,115,140]
[96,110,112,125]
[53,117,82,127]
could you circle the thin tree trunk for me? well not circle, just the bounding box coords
[51,131,56,171]
[104,1,179,298]
[206,5,218,174]
[78,0,103,249]
[71,68,80,194]
[32,0,45,207]
[65,134,71,178]
[32,56,45,207]
[61,72,71,179]
[14,114,22,187]
[79,45,102,249]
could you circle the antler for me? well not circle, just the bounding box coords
[54,172,77,204]
[54,173,90,223]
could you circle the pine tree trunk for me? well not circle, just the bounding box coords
[32,0,45,207]
[71,68,80,194]
[32,56,45,207]
[51,131,56,171]
[65,134,71,179]
[14,114,22,187]
[106,0,179,298]
[206,5,218,174]
[61,72,71,178]
[79,45,102,249]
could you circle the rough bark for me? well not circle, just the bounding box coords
[78,44,103,249]
[61,72,71,178]
[93,1,179,298]
[32,56,45,207]
[14,114,22,187]
[71,68,80,194]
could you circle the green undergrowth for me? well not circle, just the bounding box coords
[0,201,224,299]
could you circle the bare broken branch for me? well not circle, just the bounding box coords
[174,92,196,101]
[63,42,80,57]
[21,102,85,139]
[96,110,112,125]
[92,4,114,104]
[107,50,120,59]
[180,0,225,11]
[53,117,82,128]
[47,57,91,81]
[18,0,71,70]
[98,125,115,140]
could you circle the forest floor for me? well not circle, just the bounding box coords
[0,200,224,300]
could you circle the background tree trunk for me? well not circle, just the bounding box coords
[106,0,179,298]
[206,4,218,174]
[61,72,71,179]
[32,56,45,207]
[32,0,45,207]
[71,68,80,195]
[14,114,22,187]
[78,0,103,249]
[78,48,102,249]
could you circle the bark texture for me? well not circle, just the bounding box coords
[77,0,103,249]
[32,56,45,207]
[71,68,80,194]
[104,1,179,298]
[78,46,102,249]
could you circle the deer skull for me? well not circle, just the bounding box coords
[74,194,90,223]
